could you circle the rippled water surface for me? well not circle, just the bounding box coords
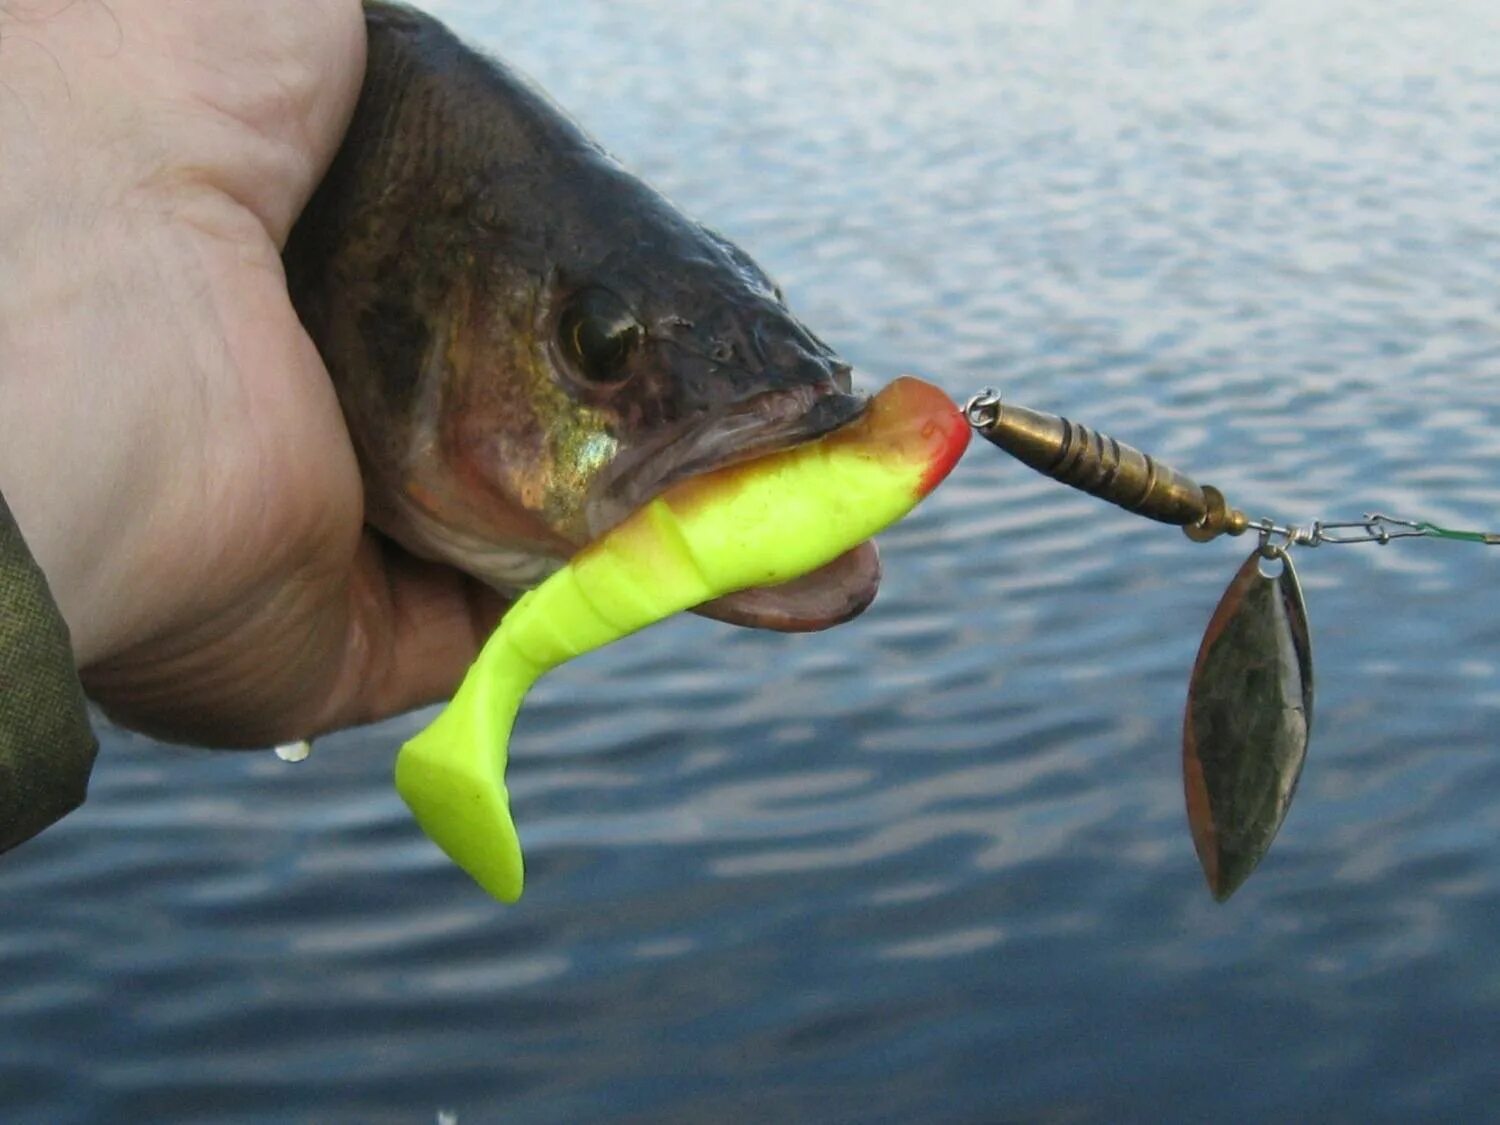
[7,1,1500,1120]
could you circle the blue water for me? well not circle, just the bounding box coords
[7,1,1500,1120]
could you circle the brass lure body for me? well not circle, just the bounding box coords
[964,390,1247,541]
[1183,547,1313,900]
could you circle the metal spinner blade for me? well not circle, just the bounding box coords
[1183,545,1313,900]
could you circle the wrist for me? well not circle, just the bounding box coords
[0,12,222,668]
[0,221,152,667]
[0,0,368,673]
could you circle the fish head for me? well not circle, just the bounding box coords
[383,166,878,631]
[288,10,886,631]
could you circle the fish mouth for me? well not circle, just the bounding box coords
[586,384,883,632]
[693,540,883,632]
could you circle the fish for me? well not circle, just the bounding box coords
[284,0,880,631]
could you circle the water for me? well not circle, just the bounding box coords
[6,1,1500,1120]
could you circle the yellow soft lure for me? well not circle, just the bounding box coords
[396,376,970,900]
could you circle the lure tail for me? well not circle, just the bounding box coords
[394,637,536,901]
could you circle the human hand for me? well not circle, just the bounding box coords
[0,0,503,746]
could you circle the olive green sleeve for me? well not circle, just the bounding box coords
[0,489,98,853]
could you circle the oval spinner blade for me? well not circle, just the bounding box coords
[1183,548,1313,900]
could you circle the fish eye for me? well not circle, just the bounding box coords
[559,288,642,384]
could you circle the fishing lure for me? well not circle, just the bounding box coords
[965,389,1497,900]
[399,377,970,901]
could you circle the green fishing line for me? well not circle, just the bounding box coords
[1418,522,1500,545]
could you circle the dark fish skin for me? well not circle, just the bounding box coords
[285,1,877,627]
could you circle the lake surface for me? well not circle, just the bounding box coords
[6,1,1500,1120]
